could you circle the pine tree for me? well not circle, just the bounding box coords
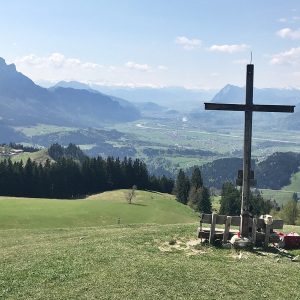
[174,169,190,204]
[190,167,203,189]
[219,182,241,215]
[201,186,212,213]
[188,186,212,213]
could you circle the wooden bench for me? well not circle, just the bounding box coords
[197,213,284,248]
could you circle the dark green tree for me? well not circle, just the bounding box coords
[219,182,241,215]
[174,169,190,204]
[201,186,212,213]
[188,186,212,213]
[282,199,298,225]
[190,167,203,189]
[293,192,299,202]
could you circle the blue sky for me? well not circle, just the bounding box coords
[1,0,300,89]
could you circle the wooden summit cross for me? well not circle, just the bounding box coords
[204,64,295,238]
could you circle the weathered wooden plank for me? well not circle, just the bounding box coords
[216,215,226,224]
[256,219,283,229]
[231,216,241,226]
[200,214,212,224]
[264,224,271,248]
[209,213,217,244]
[201,214,241,225]
[200,214,283,231]
[204,103,294,113]
[223,216,232,243]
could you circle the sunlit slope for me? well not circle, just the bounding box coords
[0,190,198,229]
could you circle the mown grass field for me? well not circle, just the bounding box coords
[0,190,198,229]
[1,190,300,299]
[1,224,300,300]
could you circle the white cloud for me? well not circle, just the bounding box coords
[15,53,103,70]
[270,47,300,65]
[278,18,288,23]
[277,27,300,39]
[175,36,201,50]
[12,53,169,88]
[158,65,168,70]
[208,44,249,53]
[125,61,150,71]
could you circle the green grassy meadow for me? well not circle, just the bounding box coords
[10,149,52,164]
[1,190,300,299]
[1,224,300,299]
[283,169,300,193]
[0,190,198,230]
[259,189,297,206]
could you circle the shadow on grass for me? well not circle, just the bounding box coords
[130,203,147,207]
[205,239,299,260]
[252,246,298,260]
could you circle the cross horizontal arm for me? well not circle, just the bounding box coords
[204,103,295,113]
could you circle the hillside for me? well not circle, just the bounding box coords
[283,169,300,193]
[0,190,198,229]
[10,148,52,164]
[0,57,140,127]
[195,152,300,190]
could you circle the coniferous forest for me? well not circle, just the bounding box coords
[0,154,174,199]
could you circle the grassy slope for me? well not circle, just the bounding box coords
[0,191,300,299]
[283,169,300,193]
[1,224,300,300]
[10,149,52,164]
[0,190,198,229]
[260,189,296,206]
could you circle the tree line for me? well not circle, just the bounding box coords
[0,155,174,199]
[173,167,212,213]
[173,167,277,217]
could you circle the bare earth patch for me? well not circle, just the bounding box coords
[158,238,210,256]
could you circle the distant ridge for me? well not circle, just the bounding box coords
[211,84,300,105]
[0,57,140,127]
[190,84,299,130]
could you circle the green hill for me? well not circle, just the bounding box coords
[1,190,300,299]
[0,190,198,230]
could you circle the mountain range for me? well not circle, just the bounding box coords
[0,58,140,128]
[190,84,300,130]
[52,81,215,112]
[0,56,299,133]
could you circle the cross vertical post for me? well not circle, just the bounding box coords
[240,64,254,237]
[204,64,295,241]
